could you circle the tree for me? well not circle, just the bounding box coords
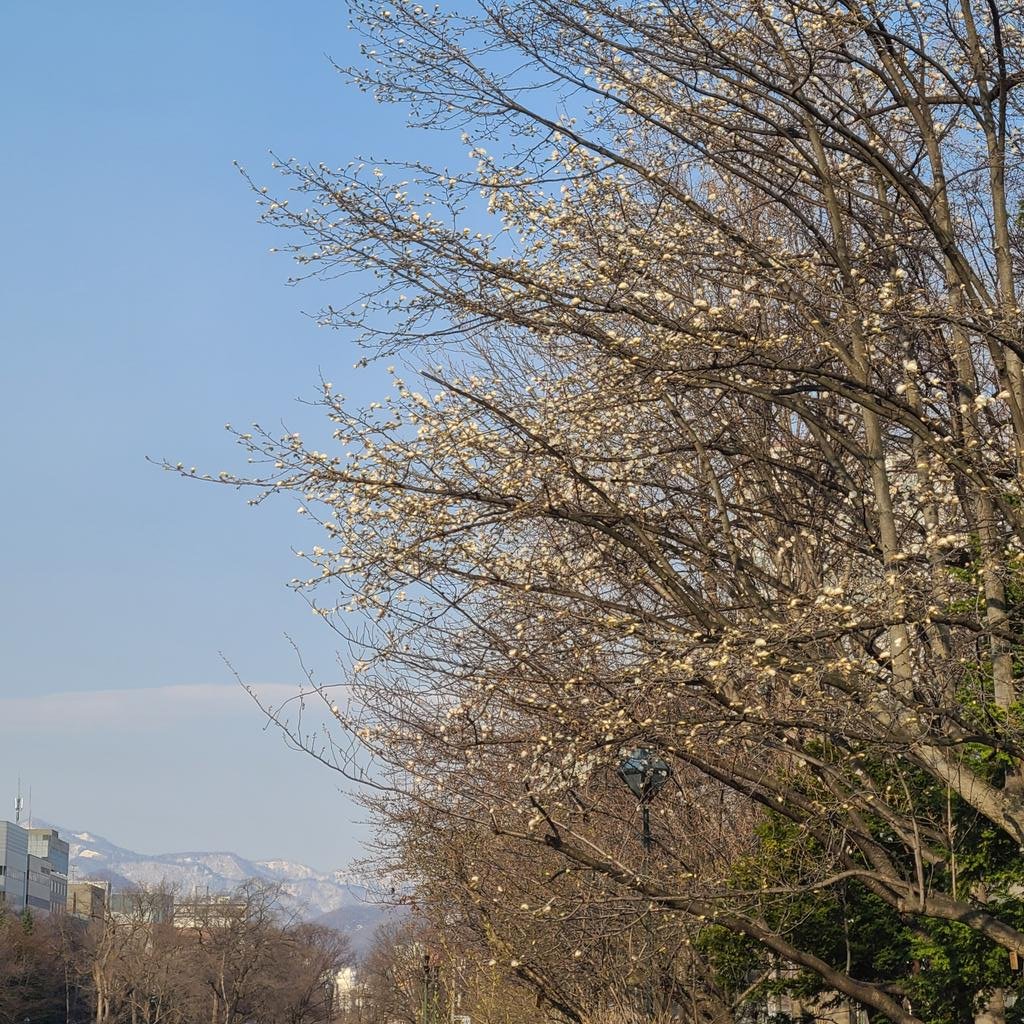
[252,923,353,1024]
[0,906,91,1024]
[0,882,353,1024]
[355,915,553,1024]
[181,880,289,1024]
[357,919,436,1024]
[370,776,743,1024]
[193,1,1024,1021]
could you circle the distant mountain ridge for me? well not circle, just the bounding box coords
[42,822,392,950]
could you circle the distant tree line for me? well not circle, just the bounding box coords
[0,881,350,1024]
[348,916,555,1024]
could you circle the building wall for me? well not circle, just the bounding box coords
[109,890,174,924]
[26,854,52,910]
[28,829,69,875]
[0,821,29,913]
[50,871,67,915]
[67,880,109,921]
[27,829,69,914]
[173,896,247,930]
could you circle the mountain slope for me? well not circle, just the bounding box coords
[47,823,391,948]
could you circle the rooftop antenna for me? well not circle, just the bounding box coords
[14,777,23,825]
[27,786,32,828]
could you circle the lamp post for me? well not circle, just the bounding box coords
[618,748,671,1023]
[421,951,441,1024]
[617,748,671,850]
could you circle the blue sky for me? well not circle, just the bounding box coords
[1,1,451,870]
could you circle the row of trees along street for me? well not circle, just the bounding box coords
[0,882,350,1024]
[174,0,1024,1022]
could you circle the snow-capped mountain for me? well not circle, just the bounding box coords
[48,824,392,949]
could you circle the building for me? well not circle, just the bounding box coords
[0,821,72,916]
[109,889,174,924]
[0,821,28,913]
[67,879,109,921]
[25,853,54,912]
[27,828,69,914]
[173,892,248,930]
[332,967,360,1013]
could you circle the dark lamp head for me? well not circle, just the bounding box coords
[617,748,671,803]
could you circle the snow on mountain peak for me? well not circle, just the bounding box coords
[257,859,318,881]
[50,823,384,940]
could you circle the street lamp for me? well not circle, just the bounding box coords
[618,749,671,1023]
[617,748,671,850]
[421,951,441,1024]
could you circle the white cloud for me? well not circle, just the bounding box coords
[0,683,305,733]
